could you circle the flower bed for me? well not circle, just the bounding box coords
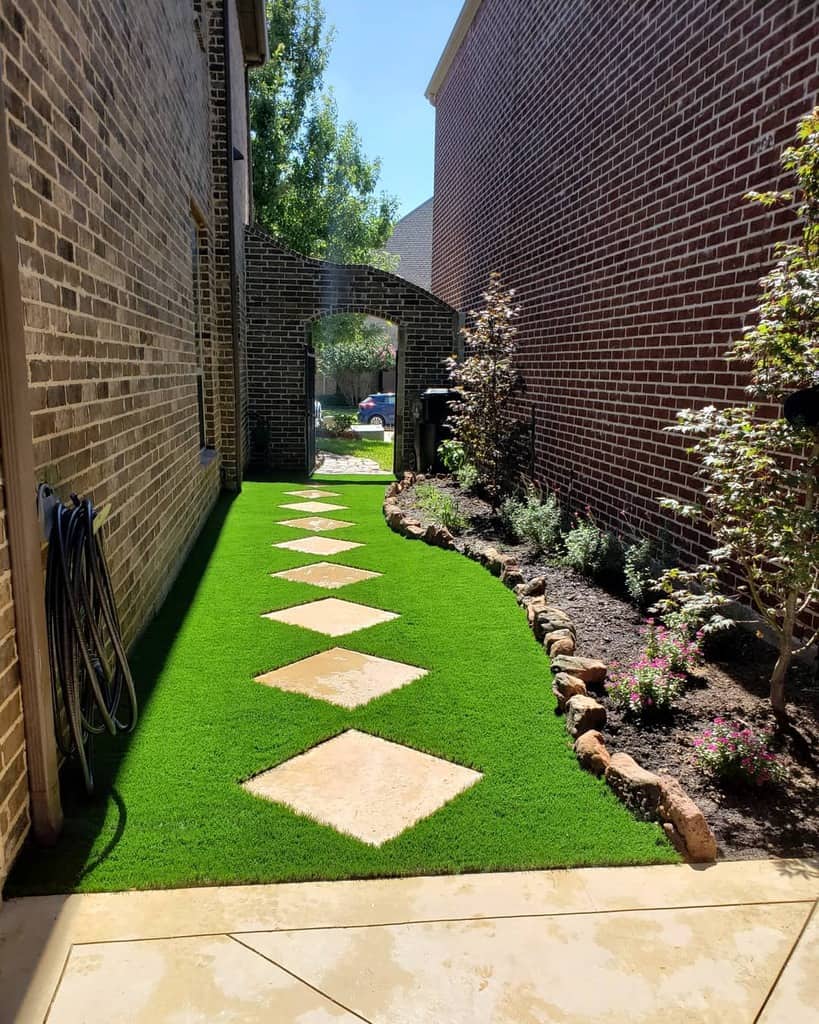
[391,474,819,861]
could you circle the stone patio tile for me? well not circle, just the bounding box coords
[271,562,381,590]
[580,857,819,914]
[2,862,817,1023]
[242,729,482,845]
[278,516,355,532]
[255,648,427,708]
[262,598,398,637]
[279,501,349,513]
[284,489,340,498]
[240,902,810,1024]
[274,536,363,555]
[47,935,360,1023]
[758,901,819,1023]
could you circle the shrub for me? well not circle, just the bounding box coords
[693,719,789,787]
[564,512,624,580]
[624,537,672,608]
[605,656,685,715]
[415,484,468,533]
[438,439,479,492]
[500,489,562,552]
[641,620,703,675]
[320,411,357,437]
[445,272,523,503]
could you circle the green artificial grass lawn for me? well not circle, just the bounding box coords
[7,476,676,896]
[317,436,395,471]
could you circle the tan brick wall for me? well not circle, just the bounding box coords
[0,0,250,883]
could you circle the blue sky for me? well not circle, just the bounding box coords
[321,0,464,217]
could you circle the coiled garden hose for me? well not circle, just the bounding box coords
[44,493,138,793]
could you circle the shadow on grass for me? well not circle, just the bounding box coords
[4,491,237,898]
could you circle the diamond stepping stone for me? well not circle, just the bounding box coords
[278,517,354,532]
[274,536,363,555]
[271,562,381,590]
[254,648,427,708]
[242,729,482,845]
[262,597,398,637]
[285,489,339,499]
[279,501,349,513]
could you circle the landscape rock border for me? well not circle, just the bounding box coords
[383,474,718,863]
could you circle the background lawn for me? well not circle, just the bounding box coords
[7,477,675,896]
[317,436,394,471]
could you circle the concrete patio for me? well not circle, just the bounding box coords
[1,858,816,1022]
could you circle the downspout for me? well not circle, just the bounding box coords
[222,0,244,492]
[0,79,62,843]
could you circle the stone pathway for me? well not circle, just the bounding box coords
[316,450,391,474]
[254,487,482,842]
[1,859,816,1021]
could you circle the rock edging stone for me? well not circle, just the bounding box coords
[381,475,717,863]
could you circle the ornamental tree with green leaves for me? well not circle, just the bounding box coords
[445,273,523,504]
[249,1,397,264]
[314,314,395,405]
[660,108,819,721]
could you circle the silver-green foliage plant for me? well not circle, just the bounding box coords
[659,109,819,720]
[501,489,562,552]
[445,273,521,504]
[564,513,624,581]
[415,484,468,534]
[438,439,479,492]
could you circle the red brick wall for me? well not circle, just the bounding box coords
[432,0,819,596]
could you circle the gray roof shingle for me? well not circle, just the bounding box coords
[384,197,434,292]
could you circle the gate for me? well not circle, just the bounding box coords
[305,345,316,475]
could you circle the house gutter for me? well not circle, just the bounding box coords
[223,0,244,491]
[425,0,483,105]
[0,80,62,844]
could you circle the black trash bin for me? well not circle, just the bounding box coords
[416,388,457,472]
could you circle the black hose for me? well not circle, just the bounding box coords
[44,494,138,793]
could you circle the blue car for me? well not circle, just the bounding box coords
[358,392,395,426]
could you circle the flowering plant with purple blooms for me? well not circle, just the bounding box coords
[605,656,685,714]
[693,719,789,787]
[641,619,703,674]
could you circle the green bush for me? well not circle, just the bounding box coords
[416,484,468,533]
[439,439,479,492]
[321,411,357,437]
[564,514,624,580]
[500,489,562,552]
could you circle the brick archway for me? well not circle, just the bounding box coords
[244,226,459,475]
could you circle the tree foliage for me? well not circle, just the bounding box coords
[659,108,819,719]
[445,273,524,503]
[314,315,394,404]
[249,1,397,264]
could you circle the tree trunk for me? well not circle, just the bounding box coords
[770,644,791,724]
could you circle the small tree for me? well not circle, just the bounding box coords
[315,314,394,405]
[660,109,819,721]
[445,272,522,503]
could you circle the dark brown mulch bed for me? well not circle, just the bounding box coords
[398,476,819,861]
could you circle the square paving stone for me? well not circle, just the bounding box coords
[47,935,360,1023]
[262,597,398,636]
[254,648,428,708]
[279,501,349,513]
[274,536,363,556]
[278,516,354,532]
[242,729,482,845]
[285,489,340,498]
[271,562,381,590]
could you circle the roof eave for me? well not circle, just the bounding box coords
[425,0,483,106]
[238,0,269,67]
